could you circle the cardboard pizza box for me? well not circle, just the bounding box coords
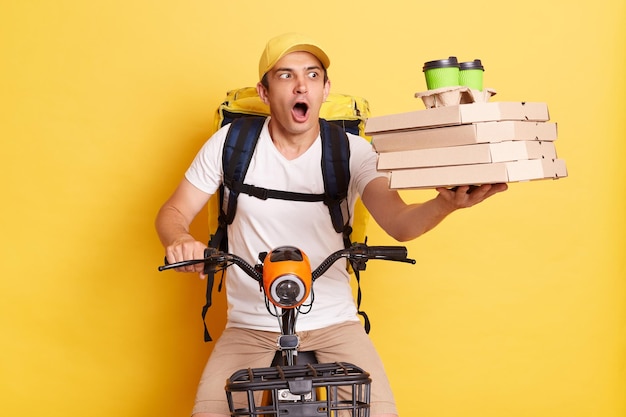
[377,140,558,170]
[372,121,558,152]
[388,158,568,189]
[365,102,550,135]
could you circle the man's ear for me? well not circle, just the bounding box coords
[257,82,269,104]
[323,79,331,102]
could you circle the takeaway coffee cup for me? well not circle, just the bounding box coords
[422,56,460,90]
[459,59,485,91]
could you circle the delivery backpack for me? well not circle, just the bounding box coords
[201,87,372,341]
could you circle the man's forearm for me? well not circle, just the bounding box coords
[389,196,456,242]
[155,204,195,248]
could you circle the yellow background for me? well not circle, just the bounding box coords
[1,1,624,416]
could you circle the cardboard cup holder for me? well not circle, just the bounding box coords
[415,86,497,108]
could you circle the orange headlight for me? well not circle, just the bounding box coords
[262,246,312,308]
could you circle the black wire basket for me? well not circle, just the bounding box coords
[225,362,371,417]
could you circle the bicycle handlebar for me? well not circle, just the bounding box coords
[355,245,410,260]
[158,248,262,282]
[311,244,415,280]
[158,243,416,281]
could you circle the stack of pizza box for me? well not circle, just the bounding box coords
[365,92,567,190]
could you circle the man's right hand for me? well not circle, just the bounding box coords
[165,235,209,279]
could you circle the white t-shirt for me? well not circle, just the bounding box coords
[185,118,385,332]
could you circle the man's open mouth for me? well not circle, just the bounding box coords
[293,102,309,119]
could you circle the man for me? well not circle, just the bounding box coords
[155,32,507,417]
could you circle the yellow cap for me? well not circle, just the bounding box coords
[258,33,330,80]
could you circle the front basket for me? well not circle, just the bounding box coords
[225,362,371,417]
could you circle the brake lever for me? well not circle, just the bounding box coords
[158,258,207,271]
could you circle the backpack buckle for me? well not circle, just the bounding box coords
[247,184,269,200]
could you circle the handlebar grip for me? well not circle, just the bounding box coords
[366,246,408,260]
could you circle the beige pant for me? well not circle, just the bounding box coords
[192,320,397,416]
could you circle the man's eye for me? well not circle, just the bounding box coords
[279,73,291,79]
[308,72,319,78]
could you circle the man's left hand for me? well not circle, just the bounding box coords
[435,183,508,209]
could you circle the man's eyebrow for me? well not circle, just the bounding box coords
[274,65,323,72]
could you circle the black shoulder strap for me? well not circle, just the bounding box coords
[203,116,265,342]
[320,120,370,333]
[319,118,352,243]
[222,116,266,224]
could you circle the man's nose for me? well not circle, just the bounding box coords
[294,77,308,94]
